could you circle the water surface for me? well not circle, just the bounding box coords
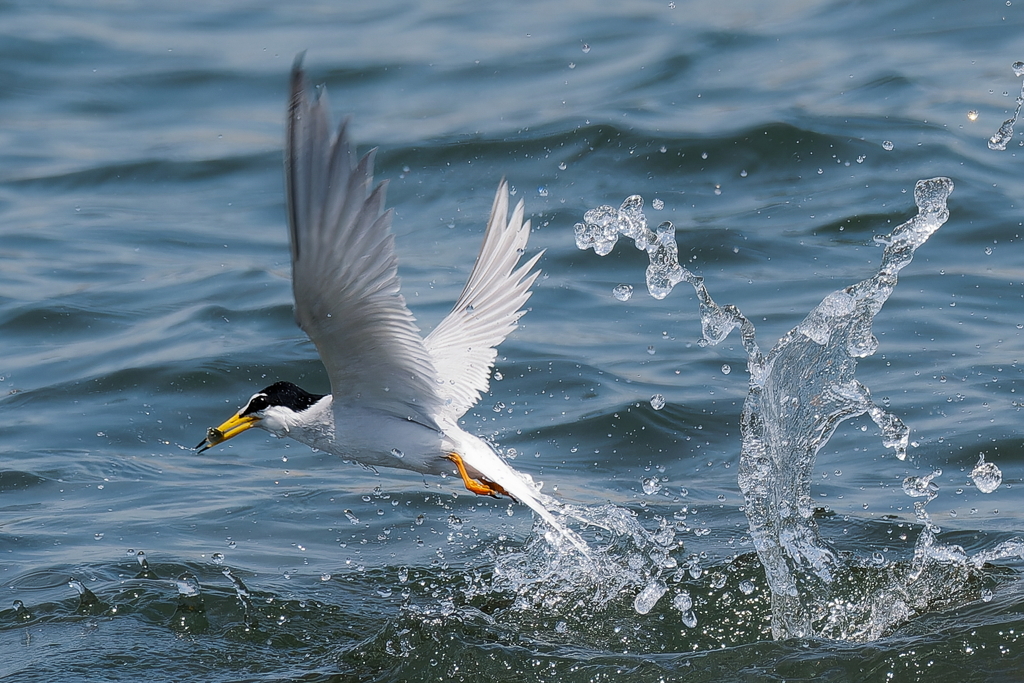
[3,1,1024,680]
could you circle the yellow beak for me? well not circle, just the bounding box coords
[195,413,260,453]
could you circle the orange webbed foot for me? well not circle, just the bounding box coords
[446,453,513,499]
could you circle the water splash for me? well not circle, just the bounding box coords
[632,578,667,614]
[488,504,684,618]
[576,177,1024,641]
[134,549,158,579]
[223,567,259,630]
[988,60,1024,150]
[172,572,207,633]
[173,572,202,598]
[69,577,102,613]
[971,452,1003,493]
[612,283,633,301]
[902,469,941,500]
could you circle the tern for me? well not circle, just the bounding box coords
[196,58,581,546]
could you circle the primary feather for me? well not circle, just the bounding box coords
[286,63,441,424]
[425,180,544,419]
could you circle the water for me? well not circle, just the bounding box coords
[4,1,1024,681]
[987,61,1024,150]
[579,175,1024,642]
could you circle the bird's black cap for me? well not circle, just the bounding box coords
[242,381,326,416]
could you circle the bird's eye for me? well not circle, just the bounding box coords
[243,395,269,415]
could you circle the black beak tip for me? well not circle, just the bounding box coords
[195,441,210,453]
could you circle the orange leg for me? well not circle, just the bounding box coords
[446,453,512,499]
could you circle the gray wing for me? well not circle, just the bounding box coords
[424,180,542,419]
[286,59,441,422]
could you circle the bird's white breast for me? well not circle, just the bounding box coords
[263,395,447,474]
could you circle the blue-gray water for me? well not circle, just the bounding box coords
[3,1,1024,681]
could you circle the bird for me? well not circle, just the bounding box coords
[196,57,584,550]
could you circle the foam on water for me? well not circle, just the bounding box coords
[575,177,1024,641]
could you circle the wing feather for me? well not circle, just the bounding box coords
[424,180,543,418]
[286,59,441,422]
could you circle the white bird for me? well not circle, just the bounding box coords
[197,57,583,549]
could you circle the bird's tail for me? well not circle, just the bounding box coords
[456,439,590,555]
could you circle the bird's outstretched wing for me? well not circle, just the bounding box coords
[424,180,543,419]
[286,59,440,422]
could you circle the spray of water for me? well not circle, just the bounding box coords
[575,177,1024,640]
[988,60,1024,151]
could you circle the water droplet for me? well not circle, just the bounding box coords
[581,43,590,53]
[740,169,748,177]
[967,110,979,121]
[721,364,731,375]
[882,140,894,151]
[93,533,104,541]
[344,509,360,524]
[537,186,549,197]
[739,580,755,595]
[320,572,332,582]
[971,453,1002,493]
[647,345,656,355]
[652,198,665,210]
[211,552,224,565]
[672,591,697,626]
[1014,61,1024,77]
[612,284,633,301]
[390,448,404,459]
[641,477,662,495]
[632,579,667,614]
[650,394,666,410]
[902,470,941,500]
[856,155,866,163]
[492,401,506,412]
[398,566,409,583]
[568,62,576,69]
[174,573,201,597]
[558,161,567,170]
